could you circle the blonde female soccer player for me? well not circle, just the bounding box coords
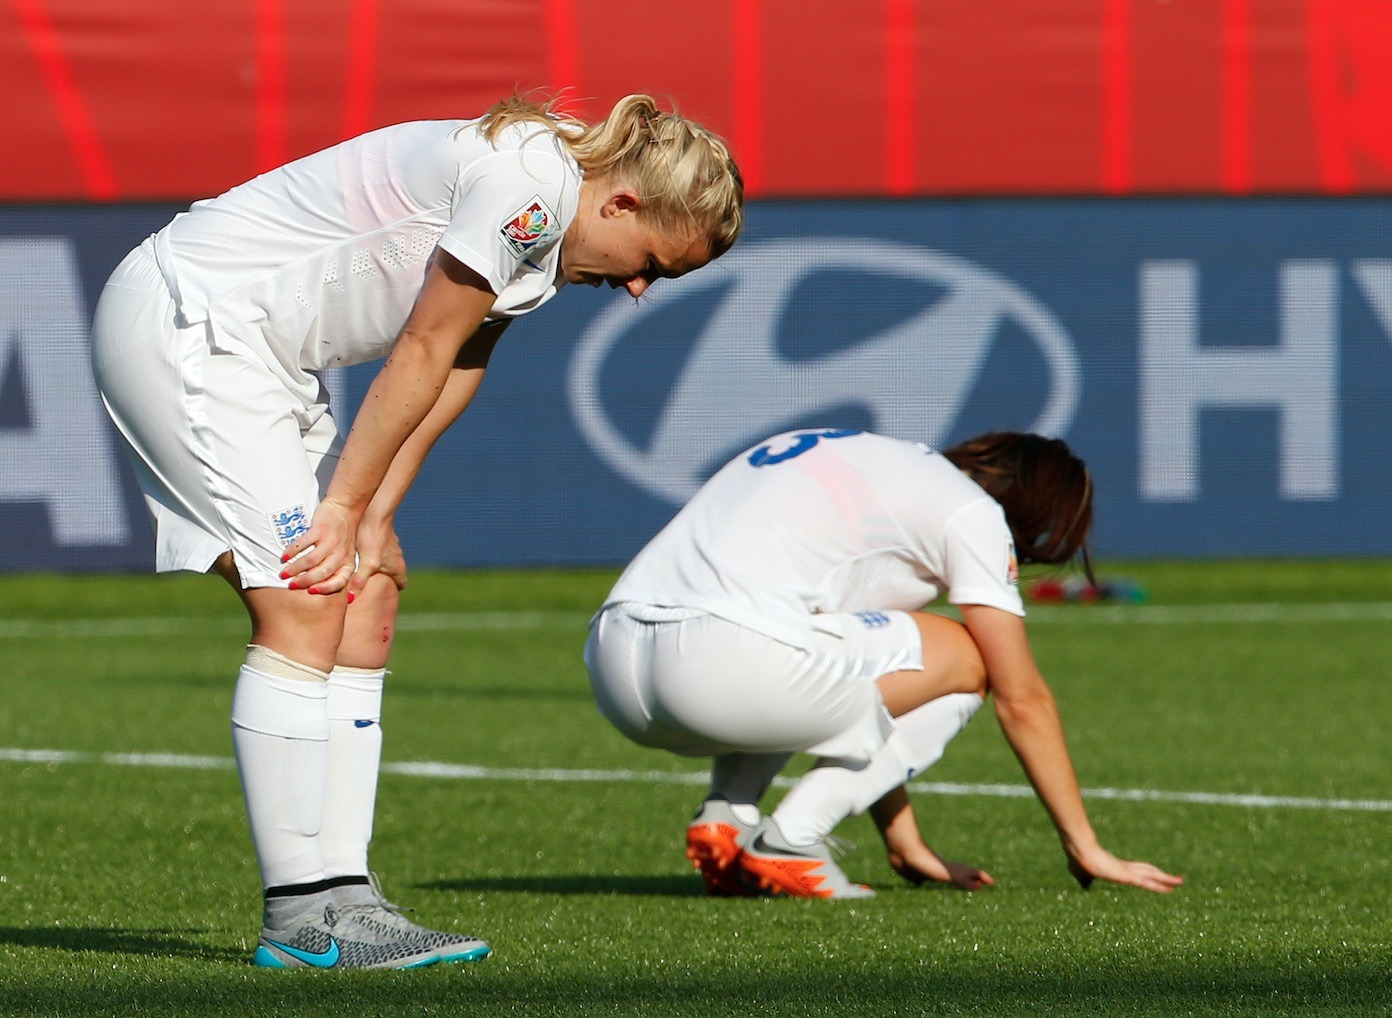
[91,94,743,968]
[585,429,1182,900]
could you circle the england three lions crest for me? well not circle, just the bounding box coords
[269,503,310,549]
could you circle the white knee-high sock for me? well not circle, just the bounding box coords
[708,752,792,824]
[230,647,330,890]
[772,692,984,847]
[772,752,903,847]
[320,665,385,880]
[893,691,983,779]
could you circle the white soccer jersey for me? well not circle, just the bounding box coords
[150,118,581,374]
[605,429,1024,650]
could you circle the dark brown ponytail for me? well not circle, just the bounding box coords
[942,432,1095,581]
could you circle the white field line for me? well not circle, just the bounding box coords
[1025,602,1392,624]
[2,601,1392,639]
[0,611,592,639]
[2,747,1389,814]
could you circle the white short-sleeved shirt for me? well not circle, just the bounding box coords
[604,429,1025,650]
[150,118,581,376]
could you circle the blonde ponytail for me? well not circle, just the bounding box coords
[480,92,744,257]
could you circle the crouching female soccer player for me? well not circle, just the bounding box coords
[91,93,743,966]
[584,428,1182,899]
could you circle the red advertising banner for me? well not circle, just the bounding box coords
[3,0,1391,200]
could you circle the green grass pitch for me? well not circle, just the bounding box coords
[1,561,1388,1017]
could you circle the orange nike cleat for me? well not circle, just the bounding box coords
[685,798,757,897]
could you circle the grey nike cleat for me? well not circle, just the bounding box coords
[253,899,441,969]
[737,817,876,899]
[332,874,492,964]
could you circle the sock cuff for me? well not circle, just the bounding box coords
[265,874,369,899]
[330,664,388,680]
[327,668,385,723]
[245,644,331,684]
[232,663,330,740]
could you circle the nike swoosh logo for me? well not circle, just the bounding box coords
[749,832,811,858]
[265,936,341,967]
[353,720,376,728]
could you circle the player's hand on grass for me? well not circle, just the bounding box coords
[888,849,995,891]
[939,859,995,891]
[889,852,995,891]
[1067,846,1183,894]
[281,497,357,596]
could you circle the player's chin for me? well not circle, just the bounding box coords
[561,265,599,287]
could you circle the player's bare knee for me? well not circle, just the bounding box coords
[242,586,347,670]
[954,633,988,697]
[354,574,399,640]
[358,572,400,616]
[913,612,986,696]
[278,591,348,663]
[337,573,400,667]
[938,618,985,693]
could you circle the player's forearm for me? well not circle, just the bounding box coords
[365,360,489,523]
[961,605,1100,856]
[994,695,1099,856]
[327,332,456,517]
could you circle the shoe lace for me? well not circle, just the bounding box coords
[331,873,417,923]
[823,835,857,860]
[370,871,414,913]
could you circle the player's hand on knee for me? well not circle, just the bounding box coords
[376,543,408,591]
[346,551,407,604]
[281,497,357,595]
[349,520,408,601]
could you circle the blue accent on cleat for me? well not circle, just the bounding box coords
[437,943,493,964]
[252,945,287,968]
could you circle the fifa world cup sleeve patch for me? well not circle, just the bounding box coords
[270,503,310,549]
[1006,539,1019,587]
[499,195,559,257]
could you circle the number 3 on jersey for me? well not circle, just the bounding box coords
[746,429,861,467]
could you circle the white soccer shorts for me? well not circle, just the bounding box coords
[91,241,340,588]
[584,604,926,762]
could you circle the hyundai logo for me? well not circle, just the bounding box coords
[567,238,1080,504]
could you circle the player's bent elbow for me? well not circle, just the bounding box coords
[990,688,1059,732]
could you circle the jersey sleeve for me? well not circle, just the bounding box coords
[438,147,571,295]
[940,498,1026,616]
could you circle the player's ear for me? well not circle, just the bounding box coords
[602,188,642,217]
